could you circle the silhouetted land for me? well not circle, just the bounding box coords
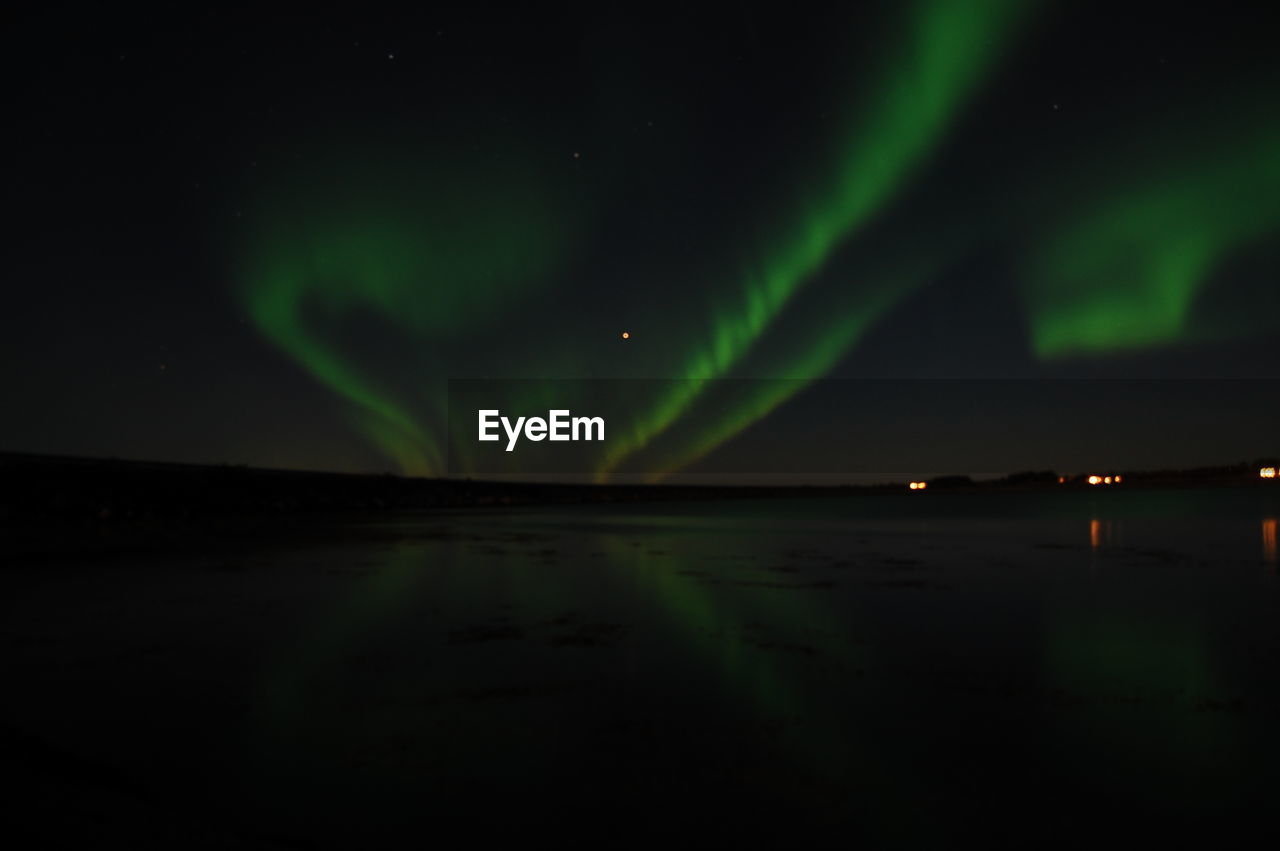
[2,451,1274,524]
[2,451,1273,565]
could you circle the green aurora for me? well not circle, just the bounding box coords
[1023,125,1280,359]
[596,0,1033,479]
[631,110,1280,479]
[235,1,1280,479]
[240,145,579,474]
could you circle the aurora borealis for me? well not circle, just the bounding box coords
[5,7,1280,844]
[1023,120,1280,359]
[5,2,1279,477]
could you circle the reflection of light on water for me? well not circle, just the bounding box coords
[1264,518,1278,564]
[1090,518,1120,550]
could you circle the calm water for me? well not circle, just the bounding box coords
[4,487,1279,844]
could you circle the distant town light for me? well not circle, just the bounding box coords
[1058,476,1066,484]
[1088,475,1102,485]
[1114,475,1122,483]
[908,481,927,490]
[1262,467,1277,479]
[1103,476,1113,484]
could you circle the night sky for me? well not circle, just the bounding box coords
[6,2,1278,479]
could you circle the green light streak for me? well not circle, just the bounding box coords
[245,261,441,474]
[1026,128,1280,359]
[598,0,1031,478]
[644,283,912,481]
[240,148,572,474]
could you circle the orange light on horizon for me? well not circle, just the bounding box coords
[908,481,927,490]
[1262,467,1277,479]
[1114,475,1122,483]
[1058,476,1066,484]
[621,331,631,340]
[1088,475,1103,485]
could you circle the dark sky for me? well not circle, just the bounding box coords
[5,2,1278,479]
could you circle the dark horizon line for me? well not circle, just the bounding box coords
[2,449,1276,489]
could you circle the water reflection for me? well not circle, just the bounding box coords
[1089,518,1121,550]
[6,490,1279,844]
[1042,612,1239,810]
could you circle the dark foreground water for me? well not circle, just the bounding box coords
[3,487,1279,845]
